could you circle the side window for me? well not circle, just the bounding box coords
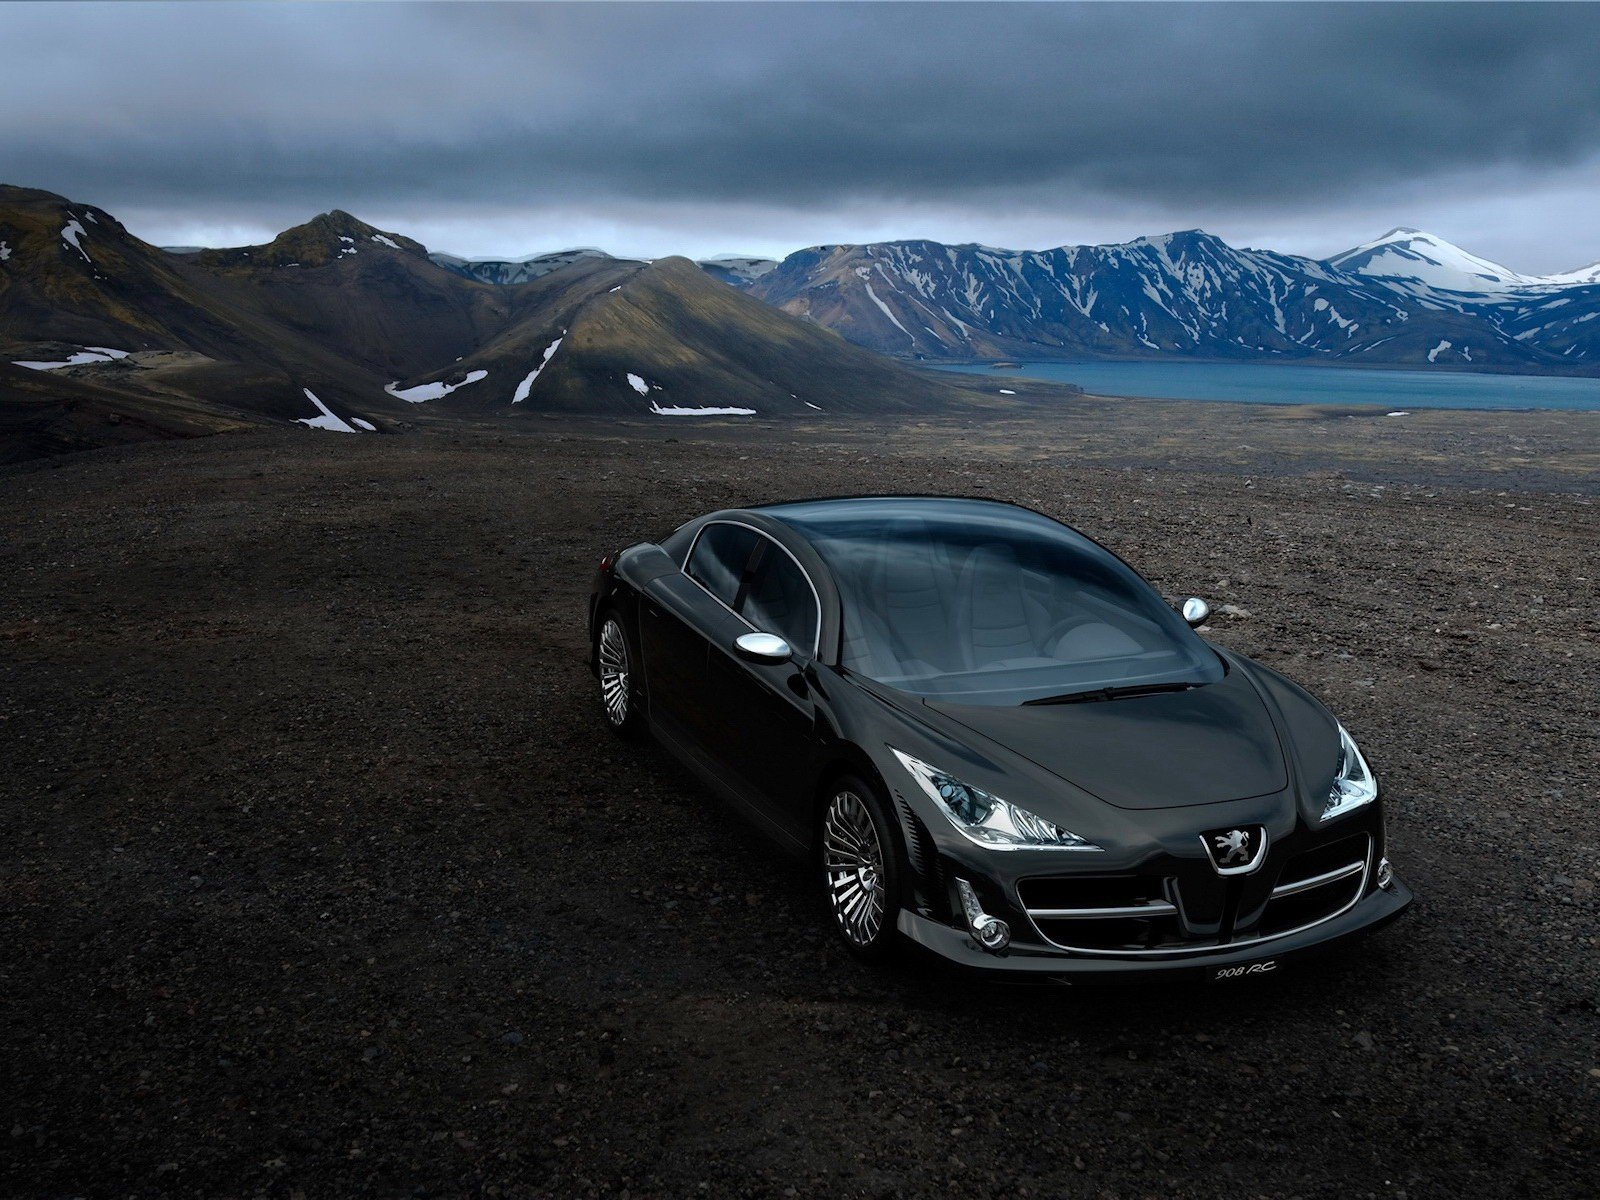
[686,523,761,608]
[742,541,819,653]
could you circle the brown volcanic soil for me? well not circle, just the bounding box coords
[2,409,1597,1198]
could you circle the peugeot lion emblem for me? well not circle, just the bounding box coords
[1214,829,1251,865]
[1201,824,1267,875]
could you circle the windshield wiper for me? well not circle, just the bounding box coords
[1022,681,1198,706]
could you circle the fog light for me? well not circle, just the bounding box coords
[1377,857,1394,890]
[956,878,1011,953]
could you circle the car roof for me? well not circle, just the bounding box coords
[753,495,1061,534]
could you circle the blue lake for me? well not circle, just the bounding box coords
[929,360,1600,412]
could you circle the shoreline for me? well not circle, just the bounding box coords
[916,353,1600,382]
[920,358,1600,414]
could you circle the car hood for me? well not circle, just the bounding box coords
[926,666,1287,811]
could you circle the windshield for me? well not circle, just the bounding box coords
[770,498,1223,706]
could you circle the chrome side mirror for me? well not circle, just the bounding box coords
[1180,597,1211,627]
[734,631,792,664]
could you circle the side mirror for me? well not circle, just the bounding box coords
[734,631,792,664]
[1181,597,1211,627]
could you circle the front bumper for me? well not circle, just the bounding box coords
[898,873,1412,983]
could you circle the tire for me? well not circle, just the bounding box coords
[595,611,644,739]
[818,773,905,961]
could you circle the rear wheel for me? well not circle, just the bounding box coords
[820,775,904,960]
[596,613,643,738]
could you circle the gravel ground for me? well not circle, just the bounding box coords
[3,413,1597,1198]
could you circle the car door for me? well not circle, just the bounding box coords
[701,532,822,845]
[637,522,762,747]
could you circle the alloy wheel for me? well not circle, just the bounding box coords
[823,790,886,946]
[598,618,630,726]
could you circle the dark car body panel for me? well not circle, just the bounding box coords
[928,664,1289,811]
[588,497,1410,980]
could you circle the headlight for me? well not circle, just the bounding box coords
[890,749,1101,851]
[1324,724,1377,821]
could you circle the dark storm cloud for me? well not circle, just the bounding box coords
[4,2,1600,263]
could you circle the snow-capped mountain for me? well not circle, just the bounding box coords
[743,229,1600,371]
[1328,227,1600,295]
[1326,228,1536,294]
[1322,230,1600,367]
[1539,260,1600,287]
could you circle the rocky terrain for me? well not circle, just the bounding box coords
[3,407,1596,1197]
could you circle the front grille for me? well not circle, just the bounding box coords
[1019,875,1166,910]
[1019,875,1188,952]
[1019,833,1372,957]
[1257,835,1370,937]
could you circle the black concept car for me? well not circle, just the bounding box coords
[588,497,1411,982]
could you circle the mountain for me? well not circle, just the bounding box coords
[1327,227,1535,294]
[1328,227,1600,294]
[1539,259,1600,287]
[430,247,614,285]
[2,186,1006,460]
[1324,229,1600,369]
[436,249,780,289]
[742,229,1600,372]
[394,255,974,416]
[697,256,780,287]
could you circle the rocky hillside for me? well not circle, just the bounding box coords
[1,187,1002,460]
[406,255,966,416]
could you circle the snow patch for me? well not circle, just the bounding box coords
[0,241,10,262]
[1426,339,1452,363]
[626,373,650,396]
[1386,411,1410,417]
[61,219,91,263]
[13,346,129,370]
[385,369,488,403]
[803,401,822,411]
[351,417,377,431]
[370,234,400,249]
[649,401,756,417]
[513,338,563,403]
[999,388,1016,395]
[863,281,910,337]
[297,388,368,433]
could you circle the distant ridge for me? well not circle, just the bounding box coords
[430,247,615,285]
[738,229,1600,372]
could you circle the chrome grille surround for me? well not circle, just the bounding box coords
[1022,834,1373,957]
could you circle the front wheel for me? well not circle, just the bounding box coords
[819,776,904,961]
[596,613,644,738]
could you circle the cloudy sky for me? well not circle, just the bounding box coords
[5,2,1600,270]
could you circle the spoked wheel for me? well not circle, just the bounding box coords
[821,778,902,959]
[597,614,642,737]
